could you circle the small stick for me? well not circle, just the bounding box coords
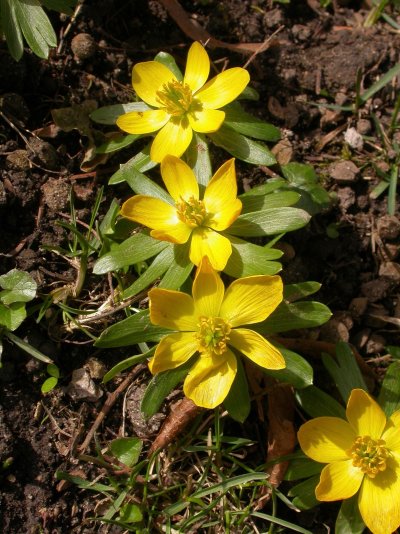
[78,363,147,453]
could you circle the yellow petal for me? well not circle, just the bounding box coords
[116,109,169,134]
[160,155,199,203]
[229,328,285,370]
[195,67,250,109]
[346,389,387,439]
[149,287,197,331]
[203,159,242,230]
[188,109,225,133]
[183,41,210,94]
[219,275,283,327]
[382,409,400,455]
[148,332,198,374]
[358,459,400,534]
[121,195,191,244]
[183,349,237,408]
[298,417,356,463]
[190,227,232,271]
[316,461,364,501]
[192,256,225,317]
[132,61,176,107]
[150,118,193,162]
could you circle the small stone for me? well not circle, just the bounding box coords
[356,119,371,135]
[365,333,386,355]
[361,278,391,302]
[28,137,59,170]
[337,186,355,211]
[84,357,107,379]
[344,127,363,150]
[335,92,348,106]
[379,262,400,281]
[385,243,399,260]
[349,297,368,319]
[319,318,349,343]
[6,149,31,171]
[352,328,371,350]
[66,368,103,402]
[71,33,97,61]
[329,160,360,183]
[377,215,400,240]
[41,178,70,211]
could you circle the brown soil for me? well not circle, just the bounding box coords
[1,0,399,532]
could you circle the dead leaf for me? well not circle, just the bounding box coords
[148,397,203,455]
[256,384,296,508]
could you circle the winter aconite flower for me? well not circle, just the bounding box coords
[298,389,400,534]
[116,41,250,162]
[148,256,285,409]
[120,155,242,271]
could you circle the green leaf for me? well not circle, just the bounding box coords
[283,282,322,302]
[224,237,282,277]
[122,245,174,299]
[185,132,212,190]
[141,358,194,418]
[56,471,114,493]
[155,51,183,80]
[109,437,142,467]
[256,301,332,335]
[118,502,143,524]
[224,357,250,422]
[209,126,276,165]
[158,243,194,290]
[378,361,400,417]
[263,348,313,389]
[288,476,320,510]
[360,62,400,103]
[5,331,53,362]
[223,102,281,141]
[41,376,58,394]
[321,342,367,404]
[239,179,287,197]
[96,134,141,154]
[284,455,323,481]
[0,269,37,304]
[0,302,26,331]
[14,0,57,59]
[108,144,157,184]
[102,351,151,384]
[47,363,60,378]
[93,233,169,274]
[41,0,77,15]
[1,0,24,60]
[123,165,172,204]
[228,207,310,237]
[237,86,259,101]
[295,386,346,418]
[240,191,301,213]
[95,310,169,348]
[335,495,365,534]
[90,102,151,125]
[281,162,318,186]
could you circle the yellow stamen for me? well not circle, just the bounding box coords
[156,80,200,117]
[176,196,207,227]
[196,316,231,356]
[347,435,390,478]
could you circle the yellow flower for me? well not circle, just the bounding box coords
[116,41,250,163]
[148,256,285,409]
[298,389,400,534]
[120,155,242,271]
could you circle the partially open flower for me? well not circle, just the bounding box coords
[148,256,285,409]
[298,388,400,534]
[116,41,249,162]
[120,155,242,271]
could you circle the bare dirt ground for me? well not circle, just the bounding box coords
[0,1,399,532]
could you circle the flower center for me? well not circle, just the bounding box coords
[347,435,390,478]
[176,196,207,227]
[196,316,231,356]
[156,80,197,117]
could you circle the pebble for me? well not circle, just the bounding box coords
[356,119,372,135]
[71,33,97,61]
[66,368,103,402]
[377,215,400,240]
[6,149,31,171]
[349,297,368,319]
[379,262,400,281]
[365,333,386,355]
[28,137,59,170]
[41,177,70,211]
[329,160,360,183]
[344,127,363,150]
[361,278,391,302]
